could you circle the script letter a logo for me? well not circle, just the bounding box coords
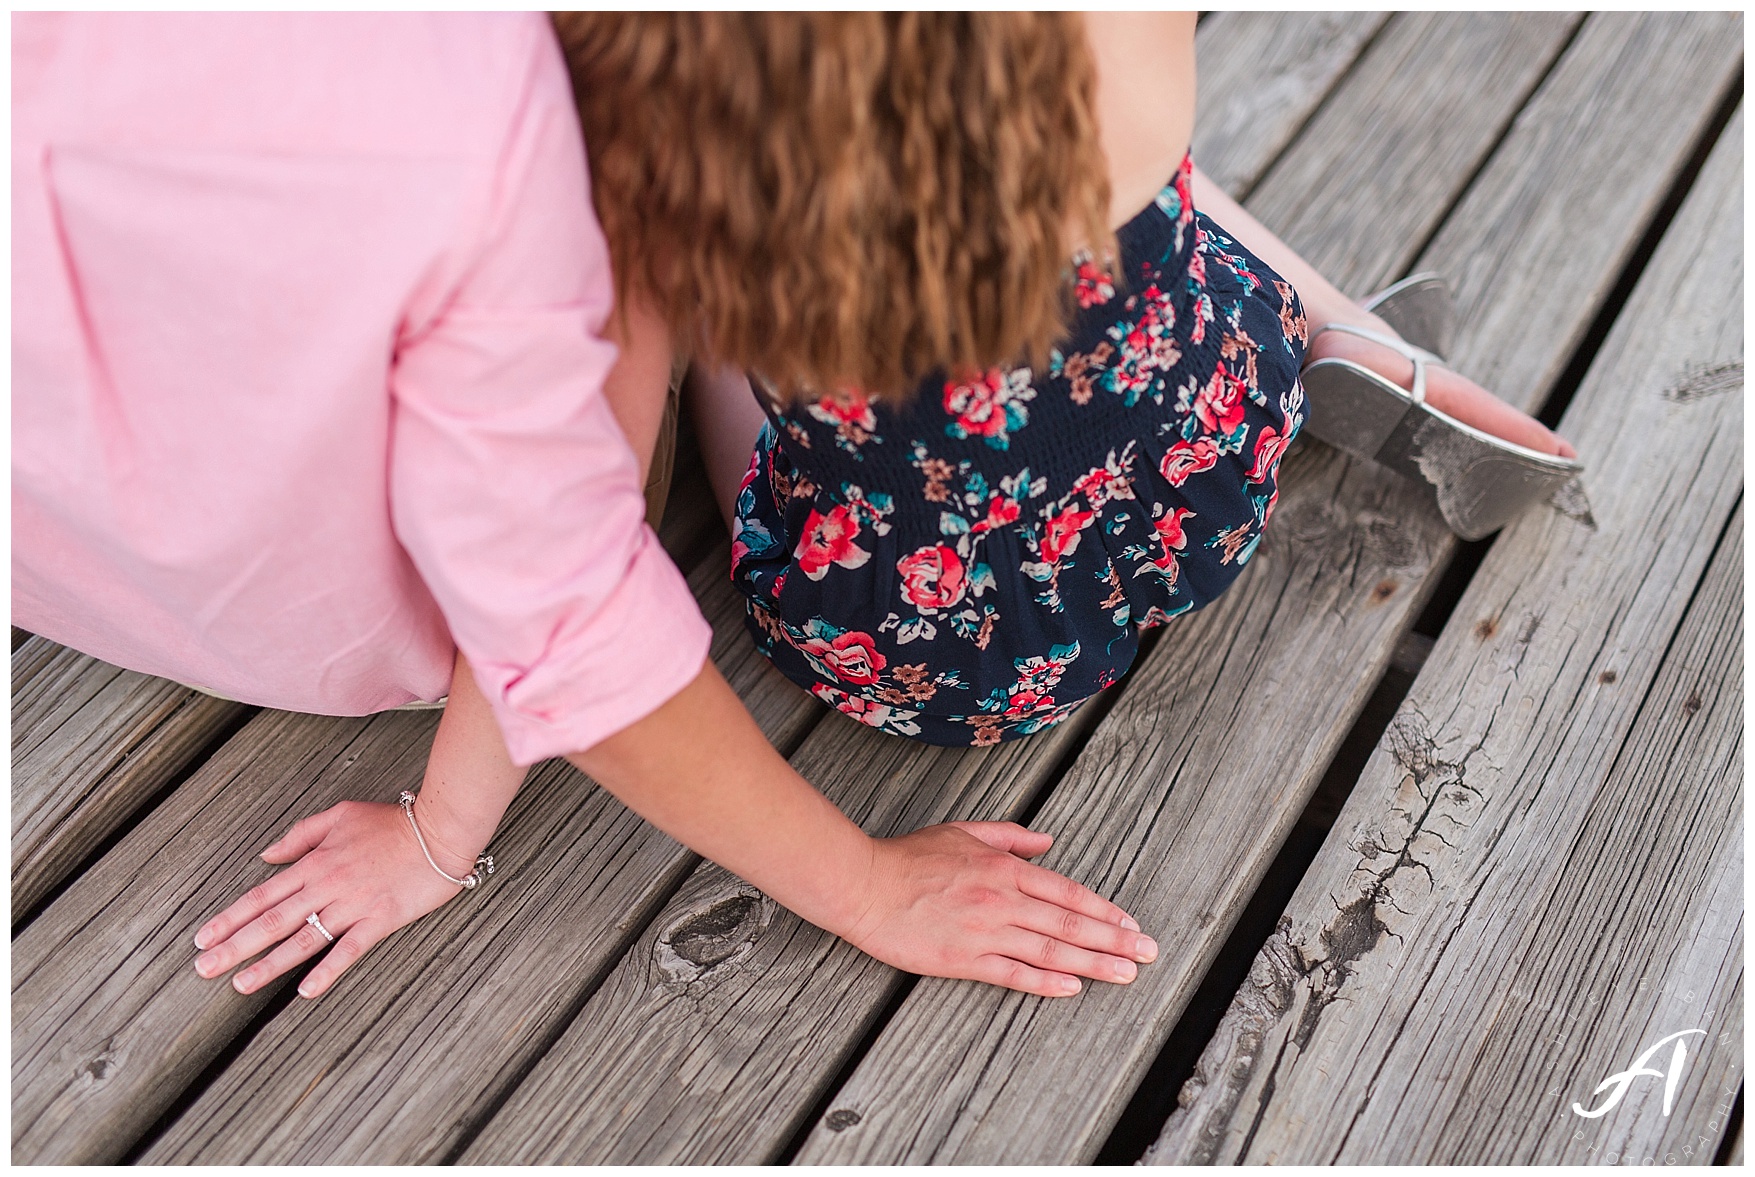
[1572,1030,1707,1119]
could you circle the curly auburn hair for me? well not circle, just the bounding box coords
[553,12,1113,403]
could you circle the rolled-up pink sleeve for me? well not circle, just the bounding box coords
[388,19,710,766]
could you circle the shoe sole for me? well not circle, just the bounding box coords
[1303,358,1582,541]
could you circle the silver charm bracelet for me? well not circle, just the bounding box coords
[398,790,495,889]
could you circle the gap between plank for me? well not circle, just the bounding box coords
[1394,14,1588,281]
[1091,629,1436,1163]
[1410,535,1495,640]
[120,973,307,1165]
[1226,12,1399,205]
[769,625,1164,1165]
[1714,1089,1744,1166]
[11,703,261,939]
[434,705,831,1165]
[772,967,922,1166]
[1536,77,1745,433]
[1092,71,1746,1158]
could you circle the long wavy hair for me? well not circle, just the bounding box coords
[554,12,1113,403]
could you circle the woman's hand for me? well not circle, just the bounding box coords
[571,664,1154,999]
[190,649,525,999]
[192,798,477,998]
[841,821,1158,998]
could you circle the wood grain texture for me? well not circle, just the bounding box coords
[790,448,1448,1165]
[1419,11,1745,414]
[139,554,822,1164]
[12,636,249,924]
[789,15,1740,1164]
[1149,105,1743,1167]
[460,690,1105,1164]
[1246,11,1578,297]
[1192,11,1388,199]
[13,708,417,1165]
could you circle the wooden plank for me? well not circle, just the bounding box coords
[1153,509,1743,1166]
[1422,13,1744,413]
[13,708,405,1165]
[458,685,1107,1164]
[12,636,249,924]
[788,451,1447,1165]
[787,14,1742,1165]
[1149,103,1744,1167]
[138,553,821,1165]
[1192,11,1389,199]
[1246,11,1577,296]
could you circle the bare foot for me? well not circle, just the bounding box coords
[1306,329,1577,460]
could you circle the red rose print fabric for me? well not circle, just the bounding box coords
[731,154,1307,745]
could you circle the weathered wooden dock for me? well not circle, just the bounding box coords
[12,12,1743,1165]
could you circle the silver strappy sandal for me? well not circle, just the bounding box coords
[1363,271,1454,359]
[1301,274,1582,542]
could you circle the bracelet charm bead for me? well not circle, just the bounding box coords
[398,790,496,889]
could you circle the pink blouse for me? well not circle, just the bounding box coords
[11,13,712,766]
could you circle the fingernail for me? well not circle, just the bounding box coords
[234,971,254,992]
[298,980,316,998]
[1061,976,1081,994]
[195,953,216,977]
[1120,916,1140,932]
[194,928,210,950]
[1136,936,1158,962]
[1114,960,1137,982]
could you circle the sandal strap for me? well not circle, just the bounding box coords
[1310,321,1443,405]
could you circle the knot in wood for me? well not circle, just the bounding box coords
[654,887,772,990]
[76,1036,121,1088]
[825,1108,863,1132]
[1320,894,1387,975]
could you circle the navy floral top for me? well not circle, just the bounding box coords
[730,154,1308,745]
